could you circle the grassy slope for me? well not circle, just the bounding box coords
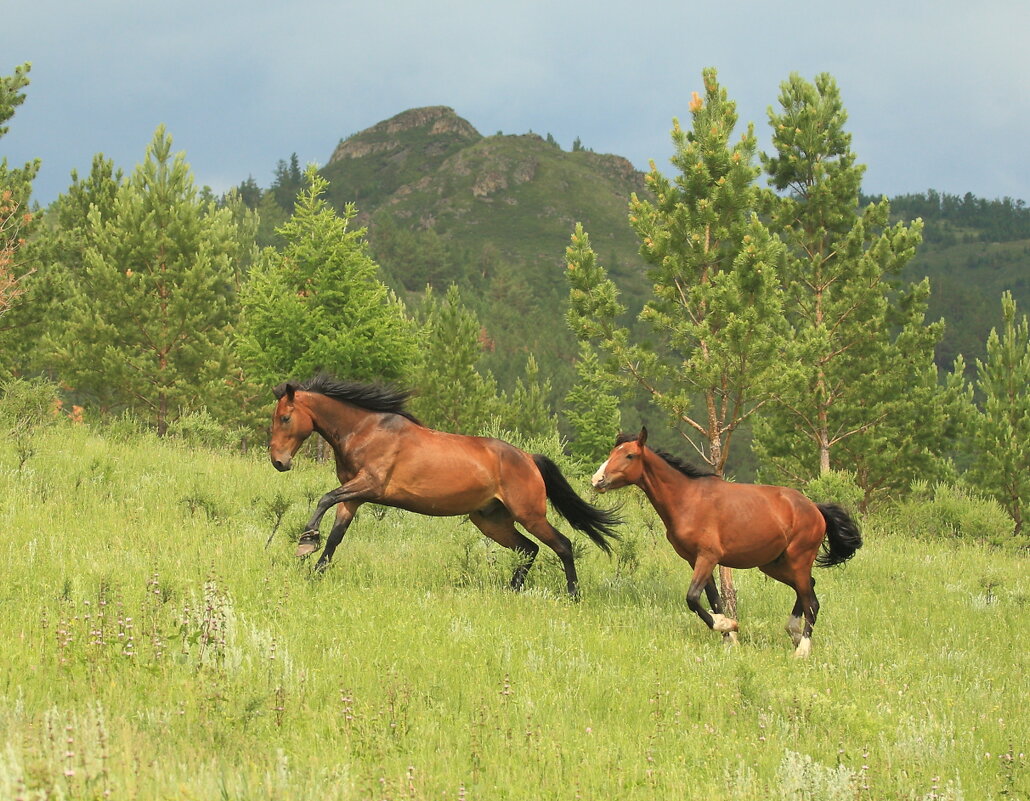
[1,426,1027,799]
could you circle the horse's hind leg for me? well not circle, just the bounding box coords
[792,576,819,658]
[517,514,579,599]
[469,508,540,591]
[760,560,819,657]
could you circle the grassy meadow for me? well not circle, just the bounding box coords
[1,424,1027,800]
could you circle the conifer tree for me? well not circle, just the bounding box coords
[753,73,959,503]
[506,354,555,438]
[564,342,621,463]
[27,156,123,382]
[50,126,246,433]
[968,292,1030,535]
[237,167,416,388]
[408,283,501,432]
[566,69,786,476]
[0,63,39,204]
[0,63,41,377]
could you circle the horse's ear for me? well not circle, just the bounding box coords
[273,382,297,402]
[637,426,648,447]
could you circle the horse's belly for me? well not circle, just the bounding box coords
[673,522,787,569]
[381,473,496,517]
[720,544,785,570]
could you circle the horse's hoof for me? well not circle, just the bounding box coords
[711,614,739,633]
[296,531,321,557]
[793,637,813,658]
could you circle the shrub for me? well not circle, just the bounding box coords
[0,376,60,429]
[101,411,156,444]
[804,469,863,513]
[890,480,1016,548]
[166,408,245,450]
[0,376,62,467]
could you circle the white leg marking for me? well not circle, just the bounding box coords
[711,613,739,633]
[794,637,812,658]
[786,615,804,647]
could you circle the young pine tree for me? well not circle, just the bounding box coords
[968,292,1030,535]
[0,62,41,378]
[566,68,786,476]
[564,342,622,464]
[51,127,247,433]
[506,353,555,438]
[408,283,501,433]
[753,73,960,504]
[236,167,416,389]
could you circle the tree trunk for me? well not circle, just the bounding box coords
[719,565,737,620]
[709,424,737,619]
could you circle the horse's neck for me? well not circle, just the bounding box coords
[304,393,369,450]
[639,451,703,524]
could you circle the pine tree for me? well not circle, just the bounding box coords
[506,354,555,438]
[0,63,39,204]
[237,167,416,389]
[50,126,247,433]
[408,284,501,433]
[564,342,621,463]
[0,63,41,377]
[566,68,786,476]
[969,292,1030,535]
[27,156,123,382]
[753,73,958,503]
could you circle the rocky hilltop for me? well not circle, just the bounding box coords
[327,106,481,163]
[320,106,648,286]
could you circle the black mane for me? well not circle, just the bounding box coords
[614,433,715,479]
[278,375,422,424]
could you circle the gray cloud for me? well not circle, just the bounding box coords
[5,0,1028,205]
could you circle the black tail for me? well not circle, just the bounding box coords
[816,503,863,567]
[532,454,621,554]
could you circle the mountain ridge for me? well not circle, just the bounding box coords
[295,106,1029,383]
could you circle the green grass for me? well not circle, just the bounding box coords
[1,425,1027,799]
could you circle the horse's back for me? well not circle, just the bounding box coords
[684,480,824,567]
[374,425,542,512]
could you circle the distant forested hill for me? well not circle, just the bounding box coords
[242,108,1029,395]
[875,190,1030,368]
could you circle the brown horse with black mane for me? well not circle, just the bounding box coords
[592,428,861,656]
[268,375,621,597]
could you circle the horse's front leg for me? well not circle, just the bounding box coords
[312,501,361,572]
[298,473,379,557]
[686,555,739,639]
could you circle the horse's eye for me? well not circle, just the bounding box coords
[280,415,291,424]
[625,452,635,460]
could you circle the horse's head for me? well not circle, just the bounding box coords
[592,427,648,492]
[269,382,314,472]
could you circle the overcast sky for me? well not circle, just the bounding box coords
[5,1,1029,207]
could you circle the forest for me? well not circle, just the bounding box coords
[3,63,1027,532]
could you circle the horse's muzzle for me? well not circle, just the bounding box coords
[271,457,292,472]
